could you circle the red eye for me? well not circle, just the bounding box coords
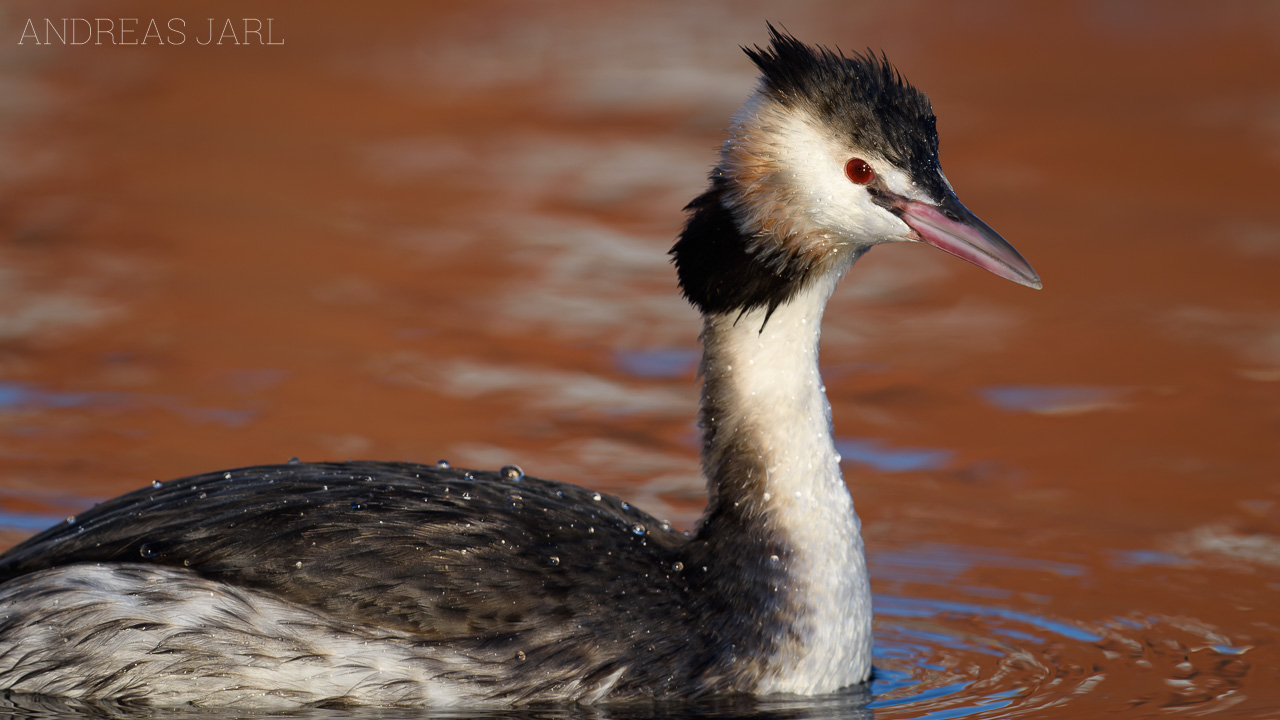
[845,158,875,184]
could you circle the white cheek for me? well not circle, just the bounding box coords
[764,112,850,217]
[783,145,910,245]
[725,97,927,247]
[803,166,872,238]
[858,200,913,243]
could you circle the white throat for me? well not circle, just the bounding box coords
[697,271,873,692]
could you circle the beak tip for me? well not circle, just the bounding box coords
[898,198,1043,293]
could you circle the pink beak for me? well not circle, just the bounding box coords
[896,196,1041,290]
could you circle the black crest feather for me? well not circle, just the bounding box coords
[745,24,943,194]
[672,27,943,316]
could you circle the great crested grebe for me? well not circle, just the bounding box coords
[0,28,1038,709]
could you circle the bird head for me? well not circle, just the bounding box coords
[673,26,1039,318]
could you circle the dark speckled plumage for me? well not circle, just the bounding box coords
[0,462,791,702]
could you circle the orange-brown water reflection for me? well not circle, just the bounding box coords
[0,1,1277,717]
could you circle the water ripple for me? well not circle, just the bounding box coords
[869,596,1251,718]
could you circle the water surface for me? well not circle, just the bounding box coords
[0,1,1277,717]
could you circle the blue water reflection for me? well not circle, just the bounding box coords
[980,385,1127,414]
[0,511,67,532]
[614,348,698,378]
[0,382,108,411]
[1109,549,1188,567]
[876,594,1102,643]
[871,543,1086,588]
[835,438,951,473]
[0,380,259,429]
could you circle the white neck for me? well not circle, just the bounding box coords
[696,271,873,692]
